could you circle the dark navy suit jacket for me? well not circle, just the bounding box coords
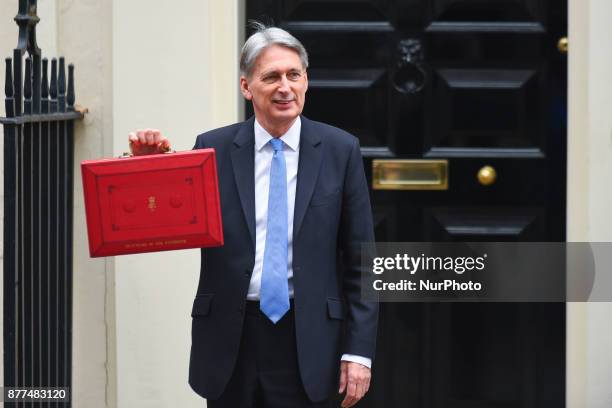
[188,115,378,402]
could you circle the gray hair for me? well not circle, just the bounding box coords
[240,21,309,77]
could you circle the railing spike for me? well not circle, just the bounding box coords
[50,58,57,98]
[24,56,32,114]
[24,57,32,98]
[32,54,41,113]
[41,58,48,98]
[67,64,75,109]
[58,56,66,112]
[13,49,23,116]
[5,58,15,117]
[5,58,13,98]
[41,57,49,114]
[50,58,57,113]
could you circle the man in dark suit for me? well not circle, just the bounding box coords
[129,23,378,408]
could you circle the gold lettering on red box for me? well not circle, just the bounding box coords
[147,196,157,212]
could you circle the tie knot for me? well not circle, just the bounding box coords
[269,138,283,152]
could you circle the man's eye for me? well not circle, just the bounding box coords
[263,75,279,83]
[288,72,302,81]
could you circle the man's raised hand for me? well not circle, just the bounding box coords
[128,129,171,156]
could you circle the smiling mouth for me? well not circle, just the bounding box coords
[273,99,295,105]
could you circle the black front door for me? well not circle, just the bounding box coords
[247,1,567,406]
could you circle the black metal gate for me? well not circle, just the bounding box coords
[1,1,83,405]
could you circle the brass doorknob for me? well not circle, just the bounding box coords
[477,165,496,186]
[557,37,568,54]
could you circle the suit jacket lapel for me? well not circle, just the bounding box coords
[293,116,322,240]
[230,117,256,247]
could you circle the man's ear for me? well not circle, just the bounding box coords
[240,76,252,100]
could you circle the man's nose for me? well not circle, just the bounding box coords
[278,75,291,92]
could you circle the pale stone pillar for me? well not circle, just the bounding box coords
[567,0,612,407]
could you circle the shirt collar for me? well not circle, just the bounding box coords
[254,116,301,152]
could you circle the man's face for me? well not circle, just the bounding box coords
[240,45,308,132]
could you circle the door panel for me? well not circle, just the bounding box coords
[424,207,546,241]
[427,68,543,150]
[307,68,388,146]
[281,0,393,22]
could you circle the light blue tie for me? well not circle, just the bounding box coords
[260,138,289,323]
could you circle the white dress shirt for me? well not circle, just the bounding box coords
[247,117,371,369]
[247,117,300,300]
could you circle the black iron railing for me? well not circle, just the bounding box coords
[1,1,83,405]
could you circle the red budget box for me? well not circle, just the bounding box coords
[81,149,223,257]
